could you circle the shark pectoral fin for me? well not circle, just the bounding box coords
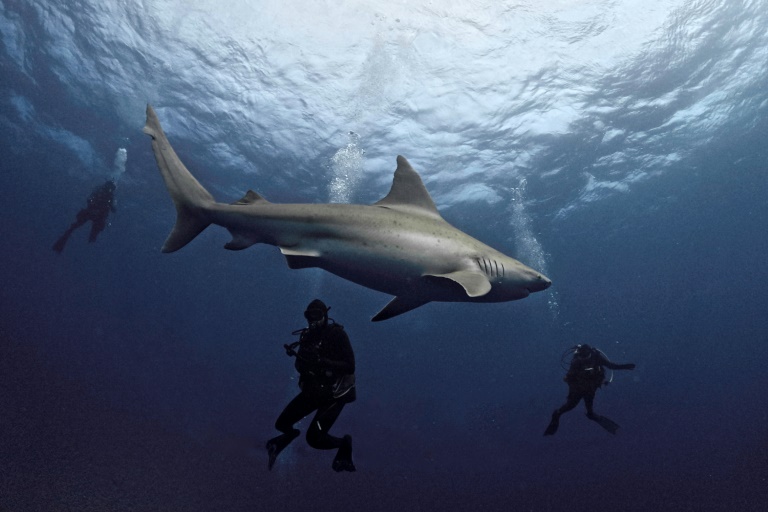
[280,247,322,269]
[372,295,431,322]
[426,270,492,297]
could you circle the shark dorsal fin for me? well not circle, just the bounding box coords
[374,156,442,220]
[232,190,270,206]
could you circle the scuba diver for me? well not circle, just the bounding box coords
[266,299,357,472]
[52,179,117,253]
[544,344,635,436]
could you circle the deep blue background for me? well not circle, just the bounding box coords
[2,1,768,511]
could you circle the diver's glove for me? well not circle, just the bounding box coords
[284,342,299,357]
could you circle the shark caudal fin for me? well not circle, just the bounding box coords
[144,105,215,252]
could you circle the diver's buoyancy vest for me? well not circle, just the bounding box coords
[295,323,355,399]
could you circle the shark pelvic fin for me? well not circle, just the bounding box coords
[374,156,443,220]
[425,270,492,297]
[372,295,431,322]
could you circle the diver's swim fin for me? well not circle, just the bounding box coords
[332,435,356,472]
[266,429,299,470]
[588,414,619,434]
[52,227,75,253]
[544,412,560,436]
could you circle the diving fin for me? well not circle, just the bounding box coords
[588,413,620,434]
[266,429,300,470]
[332,435,356,472]
[544,411,560,436]
[52,228,74,253]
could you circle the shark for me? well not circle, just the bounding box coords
[143,105,551,321]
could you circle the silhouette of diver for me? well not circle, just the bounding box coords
[544,344,635,436]
[266,299,357,472]
[53,179,117,253]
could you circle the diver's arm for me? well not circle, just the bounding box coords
[293,341,321,373]
[598,353,635,370]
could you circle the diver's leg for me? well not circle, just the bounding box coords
[584,392,619,434]
[88,217,107,242]
[74,208,92,228]
[556,392,582,415]
[306,399,346,450]
[583,392,596,417]
[52,211,88,252]
[266,392,315,470]
[306,399,356,472]
[544,389,581,436]
[274,391,317,433]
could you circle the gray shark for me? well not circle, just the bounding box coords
[143,105,551,321]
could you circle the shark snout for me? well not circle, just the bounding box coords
[528,274,552,293]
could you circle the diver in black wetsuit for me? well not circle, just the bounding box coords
[544,344,635,436]
[53,179,117,253]
[266,299,357,472]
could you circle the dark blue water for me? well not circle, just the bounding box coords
[2,1,767,510]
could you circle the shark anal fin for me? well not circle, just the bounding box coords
[224,232,257,251]
[425,270,492,298]
[372,295,431,322]
[280,247,322,269]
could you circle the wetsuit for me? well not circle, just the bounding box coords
[53,180,116,252]
[545,347,634,435]
[267,321,356,471]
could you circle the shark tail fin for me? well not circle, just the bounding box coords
[144,105,215,253]
[162,206,210,253]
